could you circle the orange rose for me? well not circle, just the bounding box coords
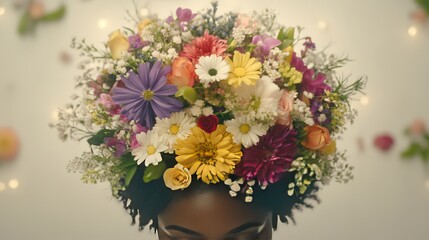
[0,128,20,161]
[167,57,196,88]
[276,90,294,126]
[301,125,331,150]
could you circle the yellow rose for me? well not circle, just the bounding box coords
[107,30,130,59]
[138,19,152,33]
[163,164,192,190]
[301,125,332,150]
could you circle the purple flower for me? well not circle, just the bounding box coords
[301,69,331,96]
[105,137,126,157]
[251,34,281,61]
[128,34,147,49]
[310,100,332,125]
[176,7,197,22]
[166,7,196,30]
[235,125,298,187]
[112,61,183,129]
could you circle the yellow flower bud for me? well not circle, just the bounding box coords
[107,30,130,59]
[284,46,294,63]
[137,19,152,33]
[320,140,337,155]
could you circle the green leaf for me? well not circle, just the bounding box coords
[401,143,422,159]
[39,5,66,22]
[117,153,137,170]
[277,27,286,41]
[143,161,166,183]
[87,129,115,146]
[18,13,35,35]
[285,27,295,40]
[175,86,197,104]
[125,166,137,187]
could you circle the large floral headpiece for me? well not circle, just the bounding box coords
[52,2,365,203]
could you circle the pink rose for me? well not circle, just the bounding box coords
[410,119,426,135]
[276,91,294,126]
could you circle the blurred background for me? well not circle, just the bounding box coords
[1,0,428,239]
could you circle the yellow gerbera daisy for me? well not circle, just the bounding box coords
[226,51,262,88]
[174,125,243,184]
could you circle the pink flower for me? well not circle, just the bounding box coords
[251,34,281,61]
[98,93,114,109]
[410,119,426,135]
[235,125,298,187]
[276,91,294,126]
[235,14,260,31]
[374,134,394,152]
[180,32,227,64]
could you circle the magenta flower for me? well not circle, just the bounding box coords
[291,53,331,96]
[105,137,126,157]
[128,34,147,49]
[235,125,298,187]
[251,34,281,61]
[166,7,197,30]
[112,61,183,129]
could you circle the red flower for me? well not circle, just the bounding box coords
[180,32,227,64]
[235,125,298,186]
[197,115,219,133]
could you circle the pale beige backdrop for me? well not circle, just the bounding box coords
[1,0,428,239]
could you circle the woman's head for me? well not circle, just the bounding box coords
[118,155,319,240]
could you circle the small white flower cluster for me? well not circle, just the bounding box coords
[225,178,256,203]
[187,100,214,117]
[288,155,323,196]
[292,98,315,126]
[262,48,289,80]
[232,26,252,45]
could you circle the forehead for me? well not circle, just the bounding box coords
[158,189,269,236]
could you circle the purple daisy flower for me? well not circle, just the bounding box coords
[112,61,183,129]
[235,125,298,187]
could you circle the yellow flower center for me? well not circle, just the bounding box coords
[239,124,251,134]
[196,142,217,164]
[146,145,156,155]
[233,67,247,77]
[169,124,180,135]
[142,90,154,100]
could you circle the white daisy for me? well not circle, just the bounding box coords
[152,112,196,153]
[225,115,269,148]
[195,55,230,87]
[131,131,168,166]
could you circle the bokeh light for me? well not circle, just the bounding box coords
[0,7,5,16]
[8,179,19,189]
[360,96,369,106]
[318,20,327,30]
[408,26,418,37]
[98,18,108,29]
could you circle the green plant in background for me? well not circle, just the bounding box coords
[18,0,66,35]
[401,119,429,163]
[416,0,429,15]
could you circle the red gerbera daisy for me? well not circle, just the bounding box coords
[180,32,227,64]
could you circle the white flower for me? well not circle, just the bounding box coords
[202,106,214,116]
[153,112,196,153]
[232,76,282,123]
[131,131,168,166]
[195,55,230,87]
[225,115,268,148]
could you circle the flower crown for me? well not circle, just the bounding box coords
[52,2,366,203]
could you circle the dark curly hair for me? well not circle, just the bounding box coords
[117,154,320,233]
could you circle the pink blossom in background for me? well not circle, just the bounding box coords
[374,134,395,152]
